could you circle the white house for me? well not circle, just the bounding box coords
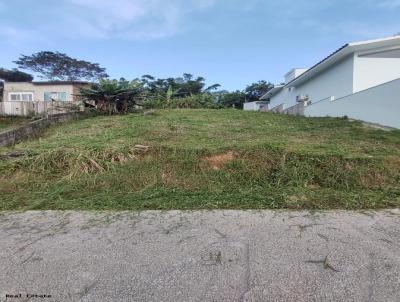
[261,35,400,128]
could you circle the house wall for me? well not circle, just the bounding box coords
[268,88,292,110]
[304,78,400,128]
[353,49,400,92]
[3,82,83,102]
[269,55,355,109]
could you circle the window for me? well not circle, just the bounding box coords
[44,92,67,102]
[9,92,33,102]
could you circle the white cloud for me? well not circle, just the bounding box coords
[0,0,217,44]
[63,0,217,39]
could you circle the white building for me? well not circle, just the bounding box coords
[243,101,269,111]
[261,35,400,128]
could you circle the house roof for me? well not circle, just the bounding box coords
[32,81,89,85]
[261,34,400,99]
[260,85,284,100]
[244,100,269,104]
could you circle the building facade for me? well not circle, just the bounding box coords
[3,81,88,103]
[261,35,400,127]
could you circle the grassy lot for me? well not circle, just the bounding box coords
[0,109,399,211]
[0,116,29,132]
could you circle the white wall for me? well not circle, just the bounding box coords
[305,78,400,128]
[269,55,355,109]
[243,102,257,111]
[268,87,292,109]
[243,102,268,111]
[353,49,400,92]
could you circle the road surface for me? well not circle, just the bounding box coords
[1,210,400,301]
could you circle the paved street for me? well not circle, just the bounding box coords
[1,210,400,302]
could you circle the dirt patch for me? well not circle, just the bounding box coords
[361,168,387,188]
[204,151,235,170]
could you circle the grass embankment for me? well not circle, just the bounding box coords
[0,116,29,132]
[0,109,399,210]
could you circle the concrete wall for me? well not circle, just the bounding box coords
[305,78,400,128]
[0,112,91,147]
[353,49,400,92]
[269,55,355,109]
[243,102,268,111]
[269,103,284,113]
[282,102,305,116]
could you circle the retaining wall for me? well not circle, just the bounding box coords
[0,112,90,147]
[305,78,400,129]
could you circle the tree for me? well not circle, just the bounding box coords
[79,79,143,115]
[0,68,33,82]
[245,80,274,102]
[139,73,220,101]
[218,91,246,108]
[14,51,108,81]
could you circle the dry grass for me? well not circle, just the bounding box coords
[204,151,235,170]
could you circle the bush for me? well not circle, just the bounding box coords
[143,94,222,109]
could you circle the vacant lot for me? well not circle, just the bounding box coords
[0,109,399,210]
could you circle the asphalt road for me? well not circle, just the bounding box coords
[1,210,399,302]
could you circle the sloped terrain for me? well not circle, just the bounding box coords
[0,109,399,210]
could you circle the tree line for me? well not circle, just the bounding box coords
[0,51,274,113]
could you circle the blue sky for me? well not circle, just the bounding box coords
[0,0,399,90]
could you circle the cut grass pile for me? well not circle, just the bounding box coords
[0,109,399,210]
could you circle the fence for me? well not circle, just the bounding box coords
[0,101,83,116]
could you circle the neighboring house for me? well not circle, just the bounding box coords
[261,35,400,128]
[1,81,88,115]
[243,101,269,111]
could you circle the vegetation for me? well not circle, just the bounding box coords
[0,109,399,211]
[0,116,29,131]
[0,68,33,82]
[79,79,143,114]
[244,80,273,102]
[78,74,274,111]
[14,51,108,81]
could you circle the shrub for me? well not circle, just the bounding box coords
[143,94,222,109]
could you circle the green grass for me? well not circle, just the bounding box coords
[0,116,29,132]
[1,109,399,211]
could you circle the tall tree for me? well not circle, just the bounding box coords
[0,68,33,82]
[14,51,108,81]
[218,91,246,108]
[245,80,274,102]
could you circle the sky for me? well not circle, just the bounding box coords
[0,0,399,90]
